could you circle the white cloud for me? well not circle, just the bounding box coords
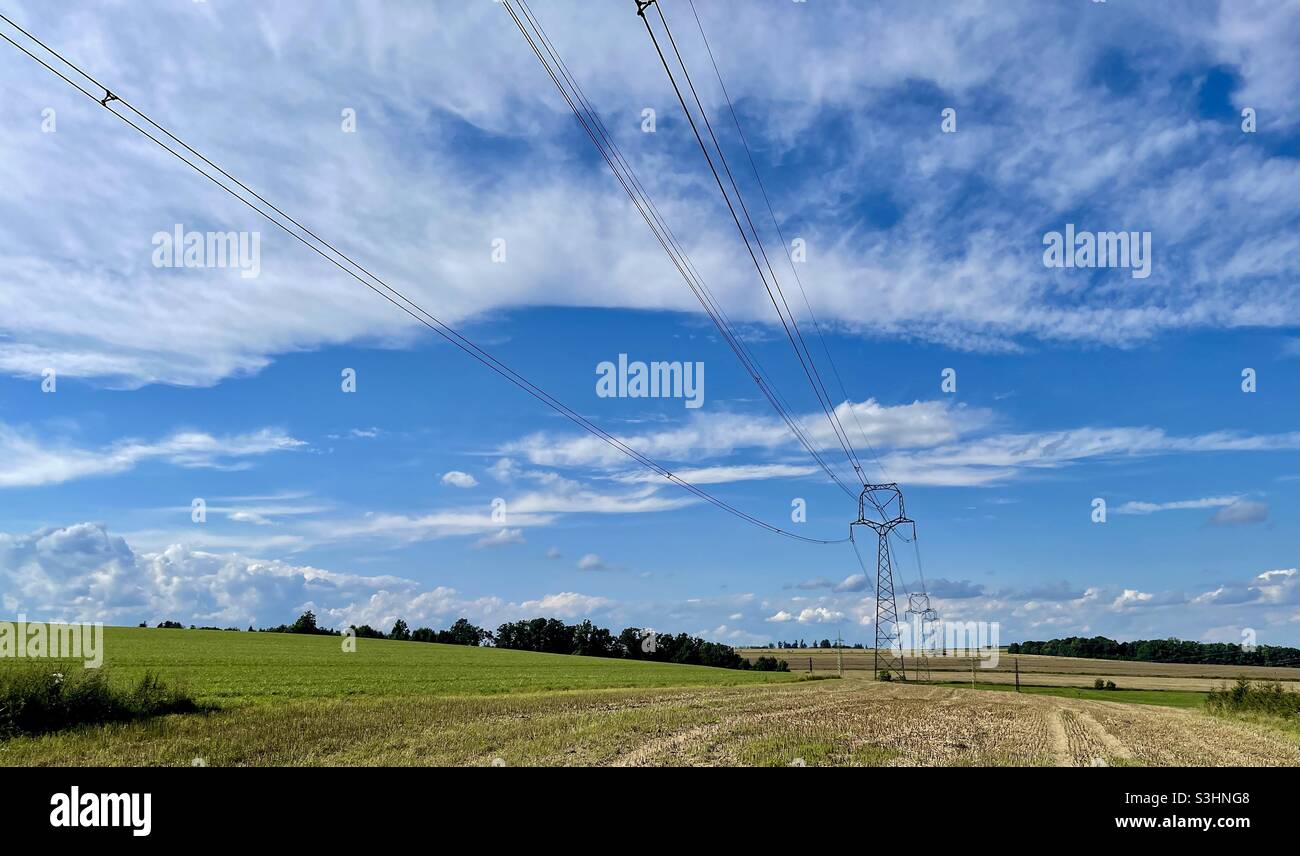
[473,528,524,549]
[0,2,1294,390]
[796,607,845,624]
[228,511,272,526]
[1112,589,1155,610]
[517,592,612,619]
[504,400,1297,489]
[577,553,610,572]
[440,470,479,489]
[0,422,304,488]
[1113,496,1241,515]
[0,522,615,629]
[879,427,1299,487]
[506,400,987,471]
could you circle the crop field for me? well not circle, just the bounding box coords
[3,628,1299,766]
[747,648,1300,692]
[9,627,796,705]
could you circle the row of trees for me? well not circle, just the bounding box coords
[768,640,865,650]
[1010,636,1300,667]
[246,612,786,672]
[493,618,787,671]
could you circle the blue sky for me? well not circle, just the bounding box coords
[0,0,1296,646]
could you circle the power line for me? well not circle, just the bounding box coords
[506,0,859,500]
[684,0,893,487]
[0,13,846,546]
[635,1,868,488]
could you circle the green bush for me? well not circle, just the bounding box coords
[878,670,892,682]
[1105,680,1117,690]
[1207,678,1300,718]
[750,655,790,672]
[1094,678,1105,690]
[0,665,197,738]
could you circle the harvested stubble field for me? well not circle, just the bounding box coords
[5,677,1298,767]
[3,628,1298,766]
[746,648,1300,692]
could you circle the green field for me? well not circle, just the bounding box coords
[1,626,799,706]
[0,626,805,766]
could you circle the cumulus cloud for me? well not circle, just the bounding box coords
[0,522,615,629]
[517,592,612,619]
[795,607,845,624]
[440,470,478,489]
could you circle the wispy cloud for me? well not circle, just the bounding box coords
[1113,496,1241,515]
[0,422,304,488]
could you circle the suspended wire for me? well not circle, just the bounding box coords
[506,0,858,500]
[0,13,847,546]
[685,0,893,487]
[636,1,868,488]
[651,2,937,595]
[646,2,865,486]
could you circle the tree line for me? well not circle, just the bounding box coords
[493,618,788,671]
[159,610,788,672]
[766,639,864,650]
[1009,635,1300,667]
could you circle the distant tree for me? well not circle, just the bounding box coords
[351,624,385,639]
[819,639,832,649]
[446,618,489,647]
[572,620,618,658]
[390,619,411,641]
[289,611,319,635]
[1094,678,1106,690]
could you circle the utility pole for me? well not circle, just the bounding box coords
[971,652,976,690]
[836,630,843,678]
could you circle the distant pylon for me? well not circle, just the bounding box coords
[905,592,938,682]
[852,483,912,681]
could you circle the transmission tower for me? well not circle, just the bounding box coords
[852,483,913,681]
[905,592,939,682]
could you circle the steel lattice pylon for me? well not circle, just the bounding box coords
[852,483,912,681]
[905,592,939,682]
